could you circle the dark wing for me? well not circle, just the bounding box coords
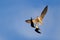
[30,17,35,28]
[40,5,48,21]
[25,18,35,28]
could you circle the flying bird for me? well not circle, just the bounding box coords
[25,5,48,33]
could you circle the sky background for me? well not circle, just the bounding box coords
[0,0,60,40]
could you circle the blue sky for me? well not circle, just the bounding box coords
[0,0,60,40]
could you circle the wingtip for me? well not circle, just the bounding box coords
[25,20,31,23]
[25,20,28,22]
[46,5,48,8]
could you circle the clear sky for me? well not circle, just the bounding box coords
[0,0,60,40]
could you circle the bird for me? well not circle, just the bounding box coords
[25,5,48,33]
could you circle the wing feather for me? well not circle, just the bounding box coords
[25,20,31,23]
[40,5,48,21]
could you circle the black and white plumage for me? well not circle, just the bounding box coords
[25,5,48,33]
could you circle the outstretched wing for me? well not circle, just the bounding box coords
[25,19,31,23]
[25,18,35,28]
[40,5,48,21]
[32,5,48,24]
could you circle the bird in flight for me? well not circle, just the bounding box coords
[25,5,48,33]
